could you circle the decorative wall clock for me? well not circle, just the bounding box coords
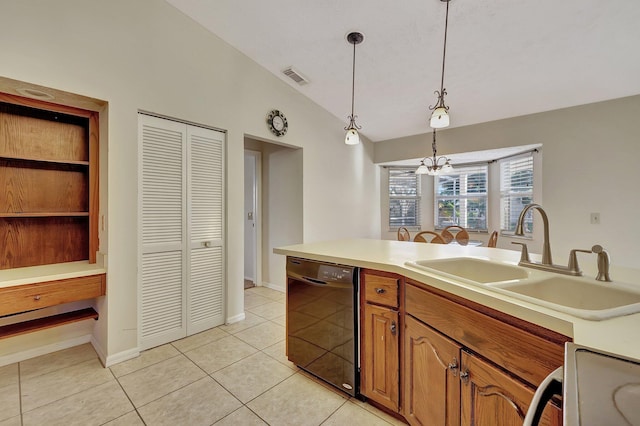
[267,109,288,137]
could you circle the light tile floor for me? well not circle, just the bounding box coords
[2,287,405,426]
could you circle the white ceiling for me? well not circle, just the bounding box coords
[166,0,640,143]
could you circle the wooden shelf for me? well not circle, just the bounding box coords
[0,212,89,218]
[0,307,98,340]
[0,92,99,268]
[0,155,89,166]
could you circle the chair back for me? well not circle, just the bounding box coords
[442,226,470,246]
[488,230,498,248]
[414,231,446,244]
[397,227,411,241]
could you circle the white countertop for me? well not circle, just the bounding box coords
[274,238,640,361]
[0,261,106,289]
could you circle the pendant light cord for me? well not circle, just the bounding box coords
[351,40,356,118]
[439,0,449,96]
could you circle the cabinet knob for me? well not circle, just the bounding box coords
[448,358,458,376]
[375,288,386,294]
[34,295,41,301]
[390,321,397,336]
[460,369,470,384]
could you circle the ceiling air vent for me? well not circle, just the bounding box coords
[282,67,309,86]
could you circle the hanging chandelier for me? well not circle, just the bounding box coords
[345,31,364,145]
[415,129,453,175]
[429,0,452,129]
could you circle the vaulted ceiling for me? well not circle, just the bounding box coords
[166,0,640,143]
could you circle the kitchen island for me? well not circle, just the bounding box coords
[275,238,640,360]
[275,238,640,425]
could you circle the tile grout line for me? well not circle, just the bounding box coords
[18,361,23,426]
[106,367,148,426]
[18,357,113,416]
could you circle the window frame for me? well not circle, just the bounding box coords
[388,167,421,230]
[499,152,535,236]
[434,164,488,232]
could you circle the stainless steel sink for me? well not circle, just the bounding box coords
[406,257,530,284]
[493,276,640,320]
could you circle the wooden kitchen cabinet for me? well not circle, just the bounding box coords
[461,351,562,426]
[403,279,568,425]
[360,270,401,412]
[404,314,461,426]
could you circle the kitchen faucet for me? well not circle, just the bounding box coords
[515,204,552,265]
[512,204,590,276]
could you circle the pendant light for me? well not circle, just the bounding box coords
[415,129,453,175]
[429,0,452,129]
[345,31,364,145]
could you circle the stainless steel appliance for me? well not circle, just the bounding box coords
[286,257,359,396]
[524,343,640,426]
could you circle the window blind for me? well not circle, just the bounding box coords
[389,168,421,228]
[435,165,488,231]
[500,153,534,234]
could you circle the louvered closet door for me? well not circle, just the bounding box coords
[139,115,187,349]
[186,125,225,334]
[139,114,226,350]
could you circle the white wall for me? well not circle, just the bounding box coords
[0,0,379,364]
[375,95,640,276]
[262,144,304,291]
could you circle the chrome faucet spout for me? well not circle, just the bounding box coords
[514,203,552,265]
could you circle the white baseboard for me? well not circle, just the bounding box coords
[103,346,140,368]
[226,312,246,324]
[262,281,285,293]
[0,334,91,367]
[90,335,139,368]
[90,335,108,367]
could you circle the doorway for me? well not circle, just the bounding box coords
[244,137,303,292]
[244,150,261,289]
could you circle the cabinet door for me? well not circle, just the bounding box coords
[404,315,461,426]
[361,303,399,412]
[461,352,561,426]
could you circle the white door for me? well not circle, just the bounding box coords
[187,125,225,334]
[244,152,257,284]
[139,114,225,349]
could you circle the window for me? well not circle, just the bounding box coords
[435,165,488,231]
[500,153,534,234]
[389,168,420,228]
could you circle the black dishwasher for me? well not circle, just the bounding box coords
[286,256,359,396]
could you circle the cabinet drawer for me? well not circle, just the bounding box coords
[0,274,106,316]
[405,281,568,387]
[363,273,399,307]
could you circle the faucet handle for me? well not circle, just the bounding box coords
[511,242,530,263]
[568,248,592,275]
